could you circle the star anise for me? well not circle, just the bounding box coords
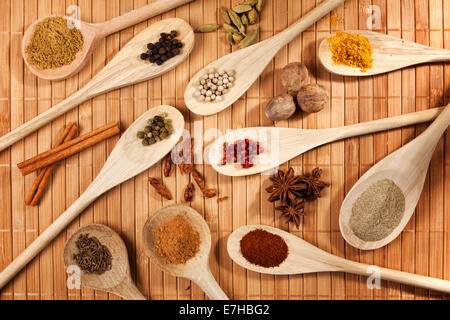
[276,199,305,228]
[266,168,306,203]
[298,167,330,200]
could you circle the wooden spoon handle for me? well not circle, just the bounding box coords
[331,107,444,141]
[0,87,91,153]
[192,267,229,300]
[274,0,345,47]
[342,260,450,293]
[96,0,194,38]
[0,185,99,290]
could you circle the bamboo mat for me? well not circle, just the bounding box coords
[0,0,448,300]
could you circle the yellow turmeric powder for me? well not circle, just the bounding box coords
[327,31,373,72]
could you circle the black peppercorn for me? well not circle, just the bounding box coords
[140,30,183,66]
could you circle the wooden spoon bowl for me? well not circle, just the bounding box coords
[142,204,229,300]
[64,224,146,300]
[228,225,450,293]
[21,0,194,81]
[22,15,99,81]
[339,102,450,250]
[319,30,450,77]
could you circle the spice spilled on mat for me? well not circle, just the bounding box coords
[73,234,112,275]
[240,229,288,268]
[26,17,84,70]
[153,215,200,264]
[349,179,405,242]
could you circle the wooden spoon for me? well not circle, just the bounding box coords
[184,0,346,116]
[22,0,194,81]
[228,225,450,293]
[142,204,229,300]
[64,224,145,300]
[208,107,444,177]
[0,105,185,290]
[339,102,450,250]
[0,18,194,153]
[319,30,450,76]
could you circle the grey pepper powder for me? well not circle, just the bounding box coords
[349,179,405,242]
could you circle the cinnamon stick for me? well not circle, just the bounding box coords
[25,123,79,206]
[18,121,119,170]
[18,122,120,176]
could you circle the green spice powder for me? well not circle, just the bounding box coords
[25,17,84,70]
[349,179,405,242]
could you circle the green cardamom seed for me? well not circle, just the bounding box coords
[223,23,240,34]
[256,0,265,13]
[232,33,244,43]
[241,13,250,26]
[195,24,220,33]
[220,7,231,24]
[240,0,258,6]
[233,4,253,14]
[248,8,259,24]
[227,9,246,35]
[238,29,258,49]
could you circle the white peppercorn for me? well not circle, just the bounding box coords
[194,70,236,103]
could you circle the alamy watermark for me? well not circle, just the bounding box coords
[66,5,81,30]
[366,265,381,290]
[66,265,81,290]
[365,5,381,30]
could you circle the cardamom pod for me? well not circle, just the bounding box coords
[238,29,258,49]
[232,33,244,43]
[226,32,234,45]
[195,24,220,33]
[248,8,259,24]
[223,23,240,34]
[227,9,246,35]
[233,4,253,13]
[256,0,265,13]
[240,0,258,5]
[220,7,231,24]
[241,13,250,26]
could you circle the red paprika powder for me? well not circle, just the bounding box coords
[240,229,288,268]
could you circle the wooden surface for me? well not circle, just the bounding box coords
[0,0,448,300]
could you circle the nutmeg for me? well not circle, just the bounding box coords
[296,84,329,114]
[265,94,296,121]
[281,62,310,96]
